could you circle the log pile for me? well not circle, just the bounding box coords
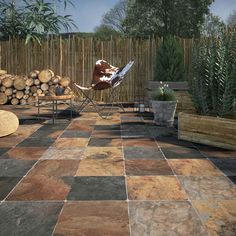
[0,69,72,105]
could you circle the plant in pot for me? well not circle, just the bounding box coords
[152,82,177,127]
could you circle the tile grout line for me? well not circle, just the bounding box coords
[155,131,212,236]
[0,121,71,205]
[51,117,98,235]
[120,116,132,236]
[192,143,236,187]
[0,123,43,158]
[1,147,49,204]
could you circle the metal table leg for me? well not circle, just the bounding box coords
[56,100,58,118]
[52,100,55,124]
[38,98,40,119]
[70,98,72,120]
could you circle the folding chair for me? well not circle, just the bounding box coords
[72,60,134,118]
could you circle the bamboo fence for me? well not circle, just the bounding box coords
[0,36,193,102]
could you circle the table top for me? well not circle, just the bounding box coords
[38,94,73,101]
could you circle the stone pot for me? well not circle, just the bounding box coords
[151,100,177,127]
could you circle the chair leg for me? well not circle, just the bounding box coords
[73,85,125,119]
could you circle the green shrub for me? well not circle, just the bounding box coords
[191,30,236,118]
[152,83,176,101]
[154,35,186,81]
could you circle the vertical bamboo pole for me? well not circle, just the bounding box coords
[82,38,85,86]
[59,36,63,76]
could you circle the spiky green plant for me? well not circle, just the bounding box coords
[191,29,236,118]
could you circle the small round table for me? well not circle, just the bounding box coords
[37,95,73,124]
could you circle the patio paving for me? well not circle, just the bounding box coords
[0,104,236,236]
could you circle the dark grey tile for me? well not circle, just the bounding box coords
[60,130,91,138]
[228,176,236,185]
[68,176,127,200]
[0,159,35,177]
[121,125,147,132]
[124,147,164,160]
[210,159,236,176]
[88,138,122,147]
[29,130,56,139]
[0,201,63,236]
[148,126,177,138]
[156,137,194,148]
[161,147,204,159]
[0,177,21,200]
[94,125,120,131]
[40,123,69,131]
[17,138,56,147]
[121,116,143,121]
[121,131,151,138]
[0,148,10,156]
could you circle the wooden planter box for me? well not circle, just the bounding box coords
[146,81,196,114]
[178,112,236,150]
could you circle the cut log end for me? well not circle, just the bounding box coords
[0,93,8,104]
[38,69,54,83]
[0,110,19,137]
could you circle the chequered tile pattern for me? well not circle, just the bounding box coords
[0,105,236,235]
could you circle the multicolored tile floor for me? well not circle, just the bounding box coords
[0,105,236,236]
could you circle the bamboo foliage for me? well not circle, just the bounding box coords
[0,36,193,102]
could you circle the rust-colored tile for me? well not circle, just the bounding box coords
[3,147,47,160]
[54,201,130,236]
[78,112,100,119]
[156,138,194,148]
[67,120,95,131]
[53,138,89,148]
[169,159,223,176]
[0,137,23,148]
[179,176,236,200]
[14,124,41,139]
[123,138,157,147]
[129,201,208,236]
[95,119,120,125]
[7,175,72,200]
[41,147,84,160]
[28,160,80,177]
[76,159,124,176]
[192,200,236,236]
[127,176,188,200]
[83,147,123,160]
[48,130,64,139]
[125,160,173,176]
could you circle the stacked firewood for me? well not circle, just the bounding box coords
[0,69,72,105]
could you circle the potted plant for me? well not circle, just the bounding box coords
[146,36,195,115]
[152,82,177,127]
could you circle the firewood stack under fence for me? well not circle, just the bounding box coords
[0,69,72,105]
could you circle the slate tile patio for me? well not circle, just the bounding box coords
[0,104,236,236]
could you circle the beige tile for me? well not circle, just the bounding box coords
[169,159,223,176]
[127,176,188,200]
